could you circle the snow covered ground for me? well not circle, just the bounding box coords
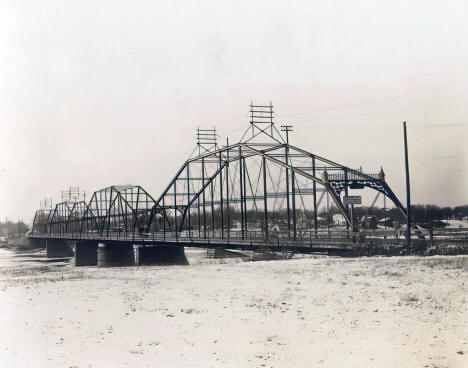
[442,220,468,228]
[0,248,467,367]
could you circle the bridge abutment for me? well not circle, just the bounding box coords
[75,241,98,266]
[46,239,74,258]
[133,245,188,266]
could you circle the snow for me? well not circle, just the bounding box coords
[0,248,467,367]
[332,214,347,226]
[442,220,468,228]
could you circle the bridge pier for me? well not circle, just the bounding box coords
[97,243,135,267]
[75,241,98,266]
[46,239,74,258]
[133,245,188,266]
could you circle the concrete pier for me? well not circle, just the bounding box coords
[46,239,75,258]
[75,241,98,266]
[134,245,188,266]
[97,243,135,267]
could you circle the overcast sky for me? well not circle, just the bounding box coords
[1,0,467,222]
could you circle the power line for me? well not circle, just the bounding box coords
[294,123,468,130]
[277,93,409,118]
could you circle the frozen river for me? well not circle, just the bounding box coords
[0,247,467,367]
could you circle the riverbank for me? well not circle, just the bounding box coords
[0,248,466,367]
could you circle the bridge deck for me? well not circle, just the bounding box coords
[28,234,362,252]
[28,230,410,253]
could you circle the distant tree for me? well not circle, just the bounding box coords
[0,220,30,236]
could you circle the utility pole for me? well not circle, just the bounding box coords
[280,125,293,145]
[281,125,293,239]
[403,122,412,252]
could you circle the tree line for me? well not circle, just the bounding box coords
[0,220,30,237]
[323,204,468,226]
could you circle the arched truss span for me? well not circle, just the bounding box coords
[149,141,406,240]
[67,201,89,236]
[49,202,72,235]
[81,185,159,238]
[32,185,163,239]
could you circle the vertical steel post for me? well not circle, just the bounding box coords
[242,157,247,237]
[280,125,293,239]
[210,181,215,237]
[174,180,178,240]
[186,165,191,238]
[292,170,297,240]
[344,169,350,232]
[263,156,268,240]
[312,156,318,237]
[197,196,201,237]
[226,143,230,239]
[101,190,105,235]
[163,197,166,240]
[219,153,224,239]
[285,146,291,238]
[123,196,128,238]
[403,121,412,251]
[239,147,245,239]
[202,158,207,238]
[383,194,387,230]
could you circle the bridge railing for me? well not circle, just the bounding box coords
[29,221,468,251]
[30,226,414,249]
[327,172,381,181]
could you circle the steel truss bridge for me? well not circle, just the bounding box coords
[30,103,407,253]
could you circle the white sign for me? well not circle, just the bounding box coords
[343,195,362,205]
